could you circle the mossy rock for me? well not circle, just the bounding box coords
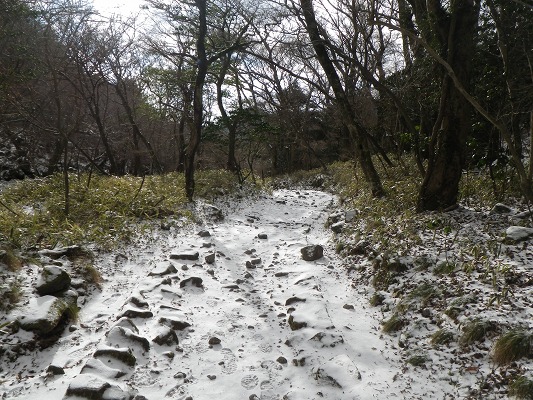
[18,295,73,336]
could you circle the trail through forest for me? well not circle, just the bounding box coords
[3,189,410,399]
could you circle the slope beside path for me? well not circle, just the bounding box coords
[2,189,403,400]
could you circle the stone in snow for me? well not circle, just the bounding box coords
[107,326,150,352]
[93,346,136,367]
[66,374,133,400]
[170,251,199,261]
[301,245,324,261]
[17,295,72,335]
[119,307,153,319]
[331,221,344,234]
[81,358,126,379]
[313,354,361,389]
[153,326,179,346]
[198,230,211,237]
[257,233,268,239]
[38,245,83,260]
[205,253,216,264]
[36,265,71,295]
[46,365,65,375]
[148,262,177,277]
[180,276,203,288]
[159,317,191,331]
[505,226,533,243]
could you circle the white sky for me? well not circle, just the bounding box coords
[91,0,147,16]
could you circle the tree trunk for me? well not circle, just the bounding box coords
[185,0,208,201]
[417,1,480,211]
[215,54,239,174]
[299,0,384,196]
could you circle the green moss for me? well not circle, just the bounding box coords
[406,354,429,367]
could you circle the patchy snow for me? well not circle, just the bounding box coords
[1,188,532,399]
[0,189,406,399]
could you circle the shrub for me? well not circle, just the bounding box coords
[459,319,494,347]
[382,313,404,333]
[493,330,533,365]
[431,329,454,347]
[509,376,533,399]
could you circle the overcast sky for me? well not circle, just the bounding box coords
[91,0,147,16]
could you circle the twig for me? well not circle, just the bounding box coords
[0,199,19,217]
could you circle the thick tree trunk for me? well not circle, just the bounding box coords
[185,0,208,201]
[417,1,480,211]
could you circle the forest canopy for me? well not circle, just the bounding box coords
[0,0,531,209]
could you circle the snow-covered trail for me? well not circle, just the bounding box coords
[3,189,403,400]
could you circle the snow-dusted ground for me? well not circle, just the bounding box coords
[1,189,409,399]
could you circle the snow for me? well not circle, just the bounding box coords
[1,188,531,399]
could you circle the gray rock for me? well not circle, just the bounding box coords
[46,365,65,375]
[250,258,262,265]
[36,265,71,295]
[153,326,179,346]
[515,210,533,219]
[148,262,177,277]
[331,221,344,233]
[490,203,513,214]
[285,296,306,306]
[198,230,211,237]
[288,315,307,331]
[208,337,221,345]
[94,346,136,367]
[313,354,361,388]
[129,297,149,309]
[170,251,199,261]
[327,212,344,225]
[18,295,71,335]
[119,307,153,319]
[65,375,111,399]
[107,326,150,352]
[345,210,357,223]
[205,253,216,264]
[159,317,191,330]
[81,358,126,379]
[203,205,224,221]
[504,226,533,243]
[301,245,324,261]
[66,375,134,400]
[38,245,83,260]
[179,276,203,288]
[257,233,268,239]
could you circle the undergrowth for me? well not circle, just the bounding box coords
[0,170,239,250]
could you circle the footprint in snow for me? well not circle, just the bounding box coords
[220,348,237,374]
[241,374,259,390]
[259,343,272,353]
